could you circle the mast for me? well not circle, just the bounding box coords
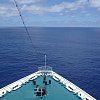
[45,55,47,69]
[38,54,52,71]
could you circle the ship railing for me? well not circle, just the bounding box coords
[0,71,41,98]
[38,66,52,76]
[38,66,52,72]
[51,71,96,100]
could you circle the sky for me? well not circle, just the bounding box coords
[0,0,100,27]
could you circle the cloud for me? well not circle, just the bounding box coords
[89,0,100,9]
[21,0,88,14]
[0,5,18,17]
[0,0,100,17]
[10,0,41,5]
[85,13,91,16]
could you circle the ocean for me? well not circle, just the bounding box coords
[0,27,100,99]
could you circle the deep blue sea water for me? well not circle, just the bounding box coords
[0,27,100,99]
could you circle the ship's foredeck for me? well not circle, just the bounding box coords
[0,75,80,100]
[0,70,96,100]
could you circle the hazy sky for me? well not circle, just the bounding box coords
[0,0,100,27]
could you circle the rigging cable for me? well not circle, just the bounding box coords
[13,0,45,56]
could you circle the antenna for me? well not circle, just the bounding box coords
[45,55,47,68]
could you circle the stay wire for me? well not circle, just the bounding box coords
[13,0,45,56]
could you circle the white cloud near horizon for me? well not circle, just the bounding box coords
[10,0,41,5]
[0,0,100,17]
[0,4,18,17]
[90,0,100,10]
[21,0,88,14]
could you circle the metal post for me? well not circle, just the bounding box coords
[45,55,46,69]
